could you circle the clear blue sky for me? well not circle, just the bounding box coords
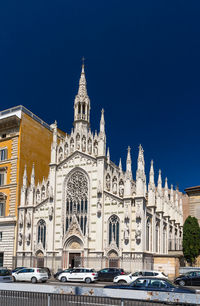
[0,0,200,192]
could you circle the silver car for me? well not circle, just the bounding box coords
[12,267,48,283]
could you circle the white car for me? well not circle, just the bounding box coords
[58,267,98,284]
[113,270,168,284]
[12,268,48,283]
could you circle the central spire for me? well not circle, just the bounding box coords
[74,60,91,130]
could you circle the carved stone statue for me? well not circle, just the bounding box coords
[113,177,117,194]
[48,206,53,219]
[97,200,102,212]
[94,142,98,156]
[119,181,124,197]
[88,139,92,154]
[18,232,23,244]
[70,139,74,153]
[76,135,80,150]
[26,212,31,227]
[82,136,86,152]
[64,143,68,156]
[106,174,111,191]
[124,224,129,241]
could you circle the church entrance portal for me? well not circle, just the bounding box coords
[36,251,44,268]
[69,253,80,268]
[108,251,119,268]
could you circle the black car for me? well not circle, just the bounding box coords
[105,277,196,294]
[54,268,73,279]
[174,270,200,286]
[42,267,51,279]
[97,268,125,281]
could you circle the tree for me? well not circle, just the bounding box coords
[183,216,200,266]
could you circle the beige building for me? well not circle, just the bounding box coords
[184,186,200,224]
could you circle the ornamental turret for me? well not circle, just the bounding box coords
[74,63,90,133]
[148,160,155,206]
[98,109,106,156]
[21,165,27,206]
[156,169,163,212]
[136,145,146,197]
[27,163,35,206]
[124,146,133,197]
[164,177,169,216]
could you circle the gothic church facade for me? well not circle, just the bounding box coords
[16,65,183,272]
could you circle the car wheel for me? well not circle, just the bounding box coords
[118,280,127,284]
[179,280,185,286]
[31,277,37,284]
[61,276,67,282]
[42,280,47,283]
[13,276,16,282]
[85,277,91,284]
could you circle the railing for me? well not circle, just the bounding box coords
[0,290,180,306]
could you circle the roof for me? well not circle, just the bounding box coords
[184,186,200,194]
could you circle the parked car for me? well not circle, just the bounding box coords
[105,277,196,294]
[54,268,73,279]
[58,267,98,284]
[114,270,168,284]
[97,268,125,282]
[42,267,51,279]
[12,267,26,273]
[0,268,13,283]
[12,268,48,283]
[174,270,200,286]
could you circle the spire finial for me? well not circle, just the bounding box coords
[82,56,85,72]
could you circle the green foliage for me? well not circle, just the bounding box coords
[183,216,200,266]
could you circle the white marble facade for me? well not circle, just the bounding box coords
[16,65,183,271]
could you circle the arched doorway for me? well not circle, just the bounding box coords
[108,250,119,268]
[63,235,84,269]
[36,250,44,268]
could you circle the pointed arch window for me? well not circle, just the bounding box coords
[65,171,88,236]
[108,215,119,247]
[163,224,167,253]
[156,221,160,253]
[37,219,46,248]
[146,217,151,251]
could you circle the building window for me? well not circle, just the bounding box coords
[163,225,167,253]
[0,168,6,186]
[108,215,119,247]
[0,253,3,266]
[0,149,7,161]
[37,219,46,248]
[0,232,2,241]
[65,171,88,236]
[0,203,5,217]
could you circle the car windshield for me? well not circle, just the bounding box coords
[38,268,46,273]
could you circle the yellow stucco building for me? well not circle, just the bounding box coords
[0,105,63,268]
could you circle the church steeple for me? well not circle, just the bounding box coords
[74,60,90,131]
